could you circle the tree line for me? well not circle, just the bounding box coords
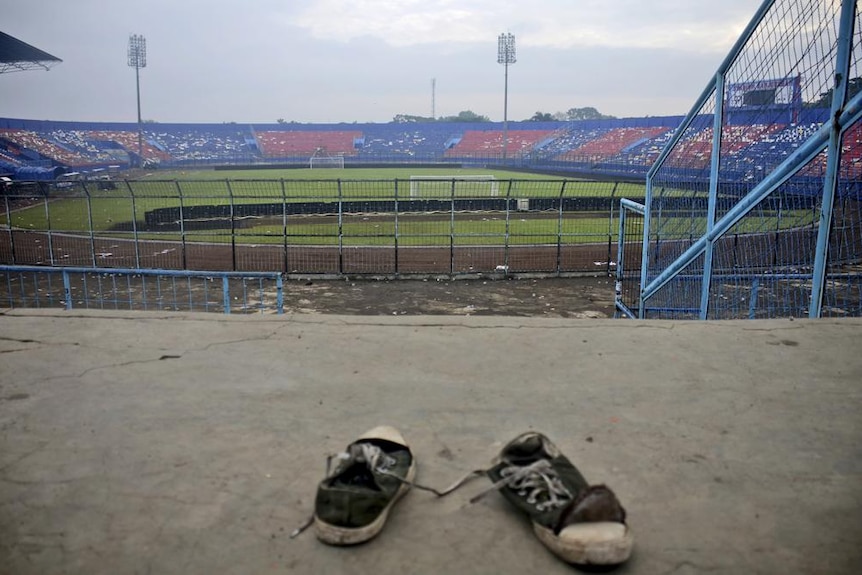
[269,76,861,125]
[391,107,615,124]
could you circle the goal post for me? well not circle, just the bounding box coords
[408,175,499,198]
[309,149,345,169]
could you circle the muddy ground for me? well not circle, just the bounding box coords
[281,274,618,317]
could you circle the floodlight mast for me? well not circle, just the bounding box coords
[497,33,516,161]
[127,34,147,166]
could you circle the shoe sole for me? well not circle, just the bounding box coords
[533,520,634,566]
[314,426,416,546]
[313,460,416,545]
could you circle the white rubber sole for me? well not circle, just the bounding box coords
[533,520,634,565]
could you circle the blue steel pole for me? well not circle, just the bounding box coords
[642,91,862,308]
[642,123,829,304]
[222,276,231,314]
[276,274,284,314]
[809,0,857,318]
[641,0,775,318]
[700,72,726,320]
[62,270,72,310]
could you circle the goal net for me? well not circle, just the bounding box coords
[409,175,499,198]
[309,149,345,169]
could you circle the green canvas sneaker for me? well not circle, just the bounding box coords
[475,431,634,566]
[310,426,416,545]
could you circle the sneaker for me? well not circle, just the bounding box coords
[474,431,634,566]
[308,426,416,545]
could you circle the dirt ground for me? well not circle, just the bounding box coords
[280,274,618,317]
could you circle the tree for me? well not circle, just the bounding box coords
[392,114,434,123]
[528,111,554,122]
[565,107,615,120]
[276,118,287,124]
[806,77,862,108]
[441,110,490,123]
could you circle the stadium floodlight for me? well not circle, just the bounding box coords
[497,33,516,161]
[127,34,147,165]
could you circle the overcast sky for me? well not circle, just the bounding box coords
[2,0,765,124]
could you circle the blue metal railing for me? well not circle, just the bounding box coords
[0,265,283,314]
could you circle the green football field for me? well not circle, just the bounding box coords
[3,168,648,246]
[4,167,809,246]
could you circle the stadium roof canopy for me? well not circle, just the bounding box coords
[0,31,62,74]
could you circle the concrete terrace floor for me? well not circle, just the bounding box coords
[0,309,860,574]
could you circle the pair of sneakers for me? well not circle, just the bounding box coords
[292,426,634,567]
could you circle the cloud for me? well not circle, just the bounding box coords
[292,0,760,52]
[0,0,766,123]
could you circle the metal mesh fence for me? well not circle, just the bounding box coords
[1,178,632,278]
[614,199,644,318]
[0,265,283,314]
[625,0,862,319]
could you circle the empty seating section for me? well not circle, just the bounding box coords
[256,131,362,158]
[0,129,94,166]
[840,123,862,178]
[358,124,456,159]
[2,113,854,184]
[558,127,671,162]
[537,127,612,158]
[87,131,172,163]
[614,128,676,166]
[444,130,553,158]
[148,129,251,161]
[0,147,24,167]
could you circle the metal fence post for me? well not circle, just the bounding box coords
[394,179,400,275]
[127,180,141,268]
[556,181,566,275]
[276,273,284,314]
[504,179,512,273]
[42,192,55,266]
[226,179,236,271]
[700,71,726,320]
[62,269,72,310]
[337,179,344,275]
[450,178,456,275]
[809,0,857,318]
[83,181,97,267]
[176,181,187,270]
[606,182,619,275]
[616,202,628,317]
[5,194,16,264]
[222,276,231,314]
[281,178,288,273]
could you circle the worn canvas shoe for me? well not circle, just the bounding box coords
[311,426,416,545]
[477,431,633,566]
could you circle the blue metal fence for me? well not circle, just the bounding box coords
[619,0,862,320]
[0,265,283,314]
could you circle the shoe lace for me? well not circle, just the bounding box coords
[327,442,396,478]
[469,459,573,512]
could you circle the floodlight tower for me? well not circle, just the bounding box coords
[497,33,516,161]
[127,34,147,166]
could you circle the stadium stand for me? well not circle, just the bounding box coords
[255,130,361,158]
[444,129,554,158]
[357,123,458,159]
[87,130,172,164]
[0,129,98,166]
[557,127,672,162]
[0,112,845,182]
[146,128,253,163]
